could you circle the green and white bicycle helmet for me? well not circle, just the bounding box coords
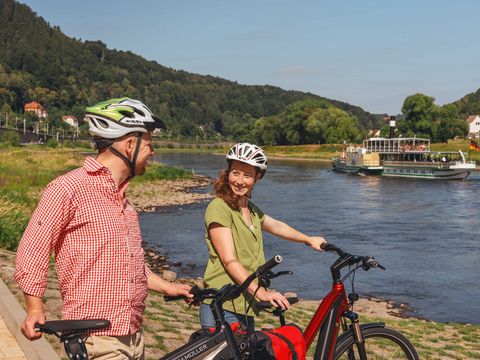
[226,142,268,177]
[84,97,165,177]
[85,97,165,139]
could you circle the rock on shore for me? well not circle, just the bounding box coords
[129,175,213,212]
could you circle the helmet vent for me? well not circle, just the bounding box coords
[97,119,109,129]
[133,108,145,117]
[119,110,134,118]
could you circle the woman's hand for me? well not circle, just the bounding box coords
[306,236,327,251]
[256,289,291,310]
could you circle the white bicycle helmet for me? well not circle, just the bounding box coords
[226,142,268,177]
[85,97,165,139]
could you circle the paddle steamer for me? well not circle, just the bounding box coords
[332,119,475,180]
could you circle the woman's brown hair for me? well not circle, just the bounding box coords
[214,169,241,210]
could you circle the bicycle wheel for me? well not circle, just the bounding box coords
[334,326,419,360]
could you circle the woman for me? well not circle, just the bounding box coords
[200,142,326,333]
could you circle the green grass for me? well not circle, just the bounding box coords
[132,162,193,183]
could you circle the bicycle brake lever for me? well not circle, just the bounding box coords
[265,270,293,279]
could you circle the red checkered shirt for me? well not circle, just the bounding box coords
[15,157,150,336]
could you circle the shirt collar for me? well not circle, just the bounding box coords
[84,156,108,174]
[83,156,130,194]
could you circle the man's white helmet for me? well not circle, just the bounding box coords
[226,142,268,176]
[85,97,165,139]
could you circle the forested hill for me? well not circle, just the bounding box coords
[452,88,480,116]
[0,0,380,140]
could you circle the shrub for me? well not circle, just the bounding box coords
[46,138,59,148]
[0,130,20,147]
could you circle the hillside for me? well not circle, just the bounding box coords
[452,88,480,116]
[0,0,380,141]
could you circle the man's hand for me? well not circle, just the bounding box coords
[22,294,46,340]
[306,236,327,251]
[147,273,196,304]
[21,310,45,341]
[164,283,196,305]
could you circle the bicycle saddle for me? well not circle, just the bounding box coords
[36,319,111,335]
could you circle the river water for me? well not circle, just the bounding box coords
[139,152,480,324]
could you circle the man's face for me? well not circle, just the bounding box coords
[133,132,154,176]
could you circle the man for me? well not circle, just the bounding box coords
[15,98,191,359]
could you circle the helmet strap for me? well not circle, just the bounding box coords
[107,132,143,178]
[130,132,143,177]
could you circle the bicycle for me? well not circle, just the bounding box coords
[257,243,419,360]
[35,255,286,360]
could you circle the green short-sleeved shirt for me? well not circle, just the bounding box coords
[203,197,265,316]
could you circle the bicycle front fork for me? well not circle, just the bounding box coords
[342,311,368,360]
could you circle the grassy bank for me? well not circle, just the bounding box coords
[264,144,344,161]
[0,147,192,250]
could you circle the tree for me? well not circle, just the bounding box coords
[436,104,467,142]
[306,107,360,144]
[398,93,438,139]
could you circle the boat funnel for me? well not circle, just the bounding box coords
[389,116,396,139]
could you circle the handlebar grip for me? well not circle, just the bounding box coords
[164,295,185,302]
[257,255,282,274]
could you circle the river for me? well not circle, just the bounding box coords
[139,152,480,324]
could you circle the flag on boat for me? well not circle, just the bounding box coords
[470,140,480,151]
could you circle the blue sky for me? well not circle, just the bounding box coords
[21,0,480,114]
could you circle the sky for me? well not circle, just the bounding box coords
[20,0,480,114]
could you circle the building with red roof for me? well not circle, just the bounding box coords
[24,101,48,119]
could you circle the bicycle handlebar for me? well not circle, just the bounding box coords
[163,255,283,303]
[256,255,283,274]
[322,242,385,282]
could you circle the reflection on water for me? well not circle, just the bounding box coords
[140,153,480,323]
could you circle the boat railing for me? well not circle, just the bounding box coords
[382,160,453,169]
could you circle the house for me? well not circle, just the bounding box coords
[61,115,79,128]
[368,128,381,138]
[467,115,480,138]
[24,101,48,118]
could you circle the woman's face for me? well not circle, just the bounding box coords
[228,160,259,197]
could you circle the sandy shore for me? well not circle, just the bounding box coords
[129,175,214,211]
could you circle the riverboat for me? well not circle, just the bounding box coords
[332,137,475,180]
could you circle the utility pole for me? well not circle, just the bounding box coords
[5,112,8,128]
[23,118,26,134]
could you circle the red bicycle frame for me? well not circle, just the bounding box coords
[303,282,349,360]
